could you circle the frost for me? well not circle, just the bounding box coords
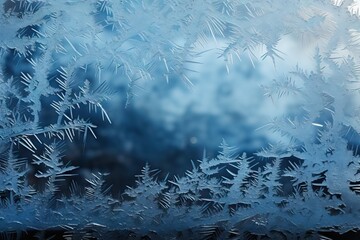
[1,0,360,239]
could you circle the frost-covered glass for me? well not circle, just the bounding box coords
[1,0,360,239]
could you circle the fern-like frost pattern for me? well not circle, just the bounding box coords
[1,0,360,239]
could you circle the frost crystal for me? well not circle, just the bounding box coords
[1,0,360,239]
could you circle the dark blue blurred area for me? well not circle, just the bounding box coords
[3,42,274,194]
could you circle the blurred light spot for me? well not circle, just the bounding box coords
[190,137,198,144]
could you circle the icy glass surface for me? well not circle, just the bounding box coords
[1,0,360,239]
